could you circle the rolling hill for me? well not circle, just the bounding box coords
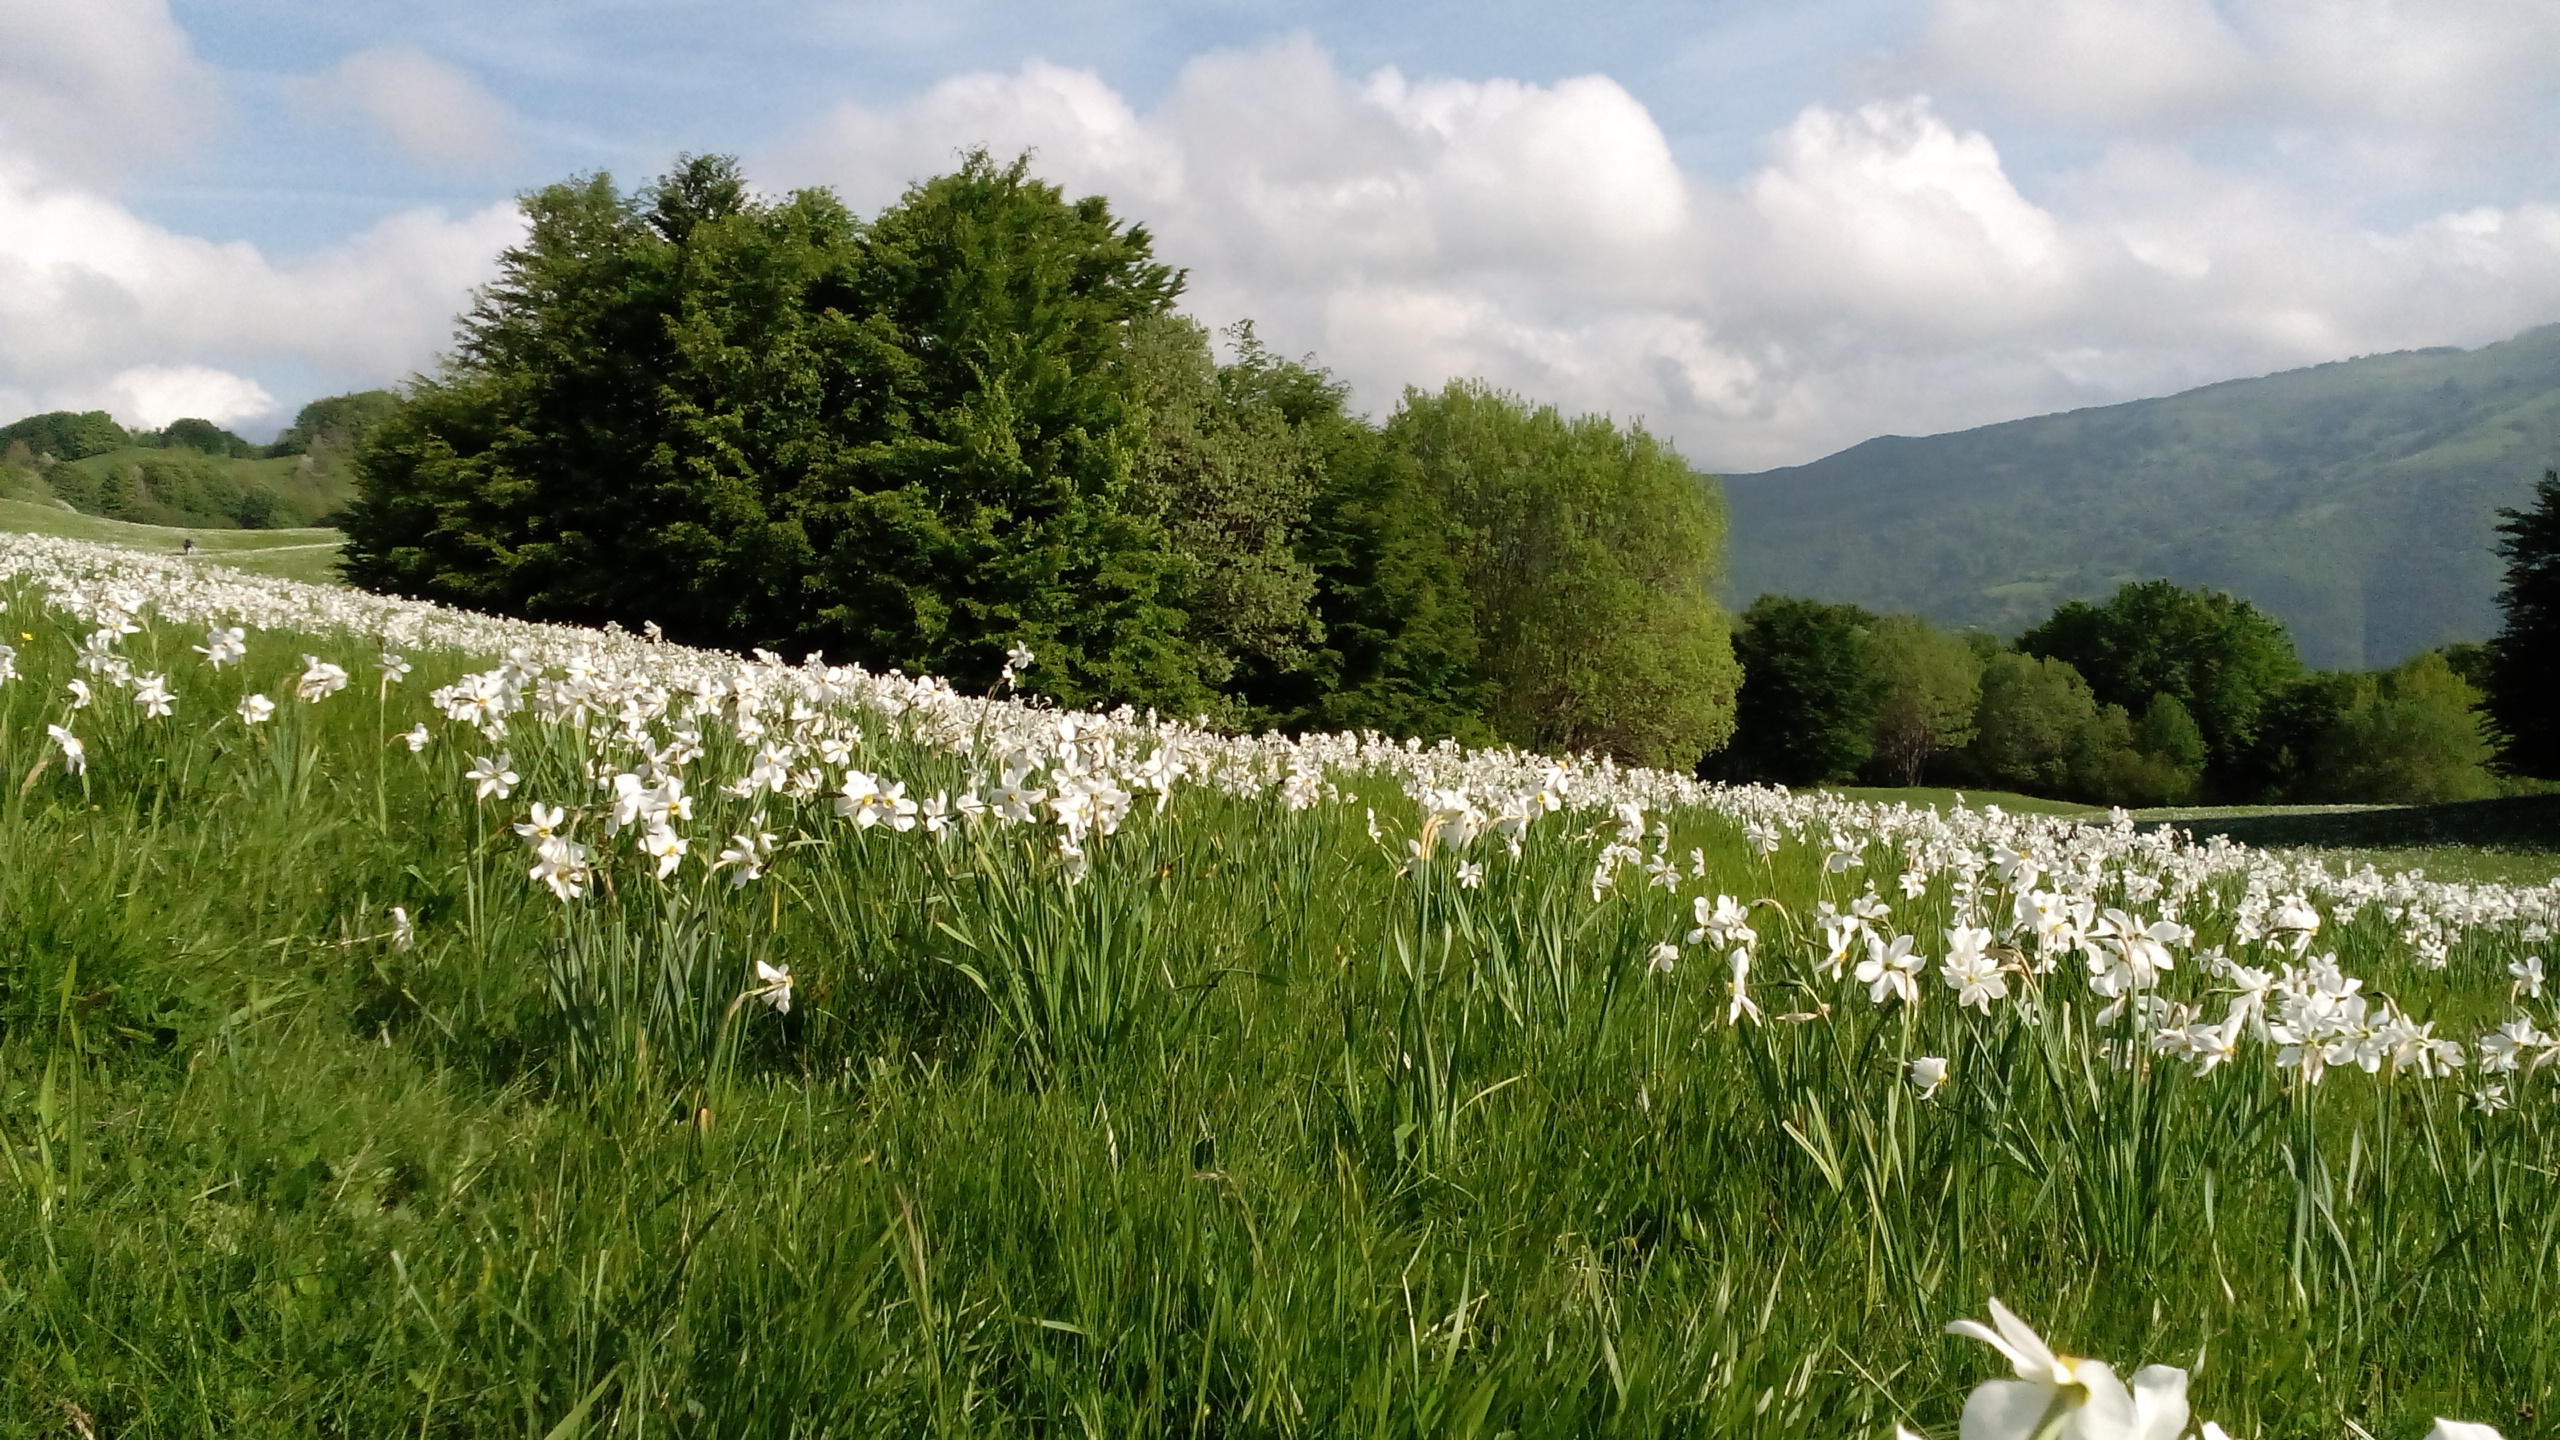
[1720,324,2560,670]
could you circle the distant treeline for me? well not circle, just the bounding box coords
[1715,580,2522,807]
[0,393,396,531]
[339,153,1740,760]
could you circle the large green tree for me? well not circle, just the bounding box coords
[2017,579,2301,791]
[0,410,127,461]
[1724,596,1884,785]
[1122,316,1323,712]
[1389,384,1739,767]
[1864,614,1981,785]
[344,152,1213,713]
[2309,652,2497,803]
[2485,469,2560,777]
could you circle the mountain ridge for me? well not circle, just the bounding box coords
[1720,325,2560,669]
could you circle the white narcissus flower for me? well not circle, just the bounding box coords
[237,694,275,726]
[1945,1298,2186,1440]
[1456,860,1484,889]
[45,723,85,775]
[753,959,793,1013]
[1726,948,1761,1025]
[1941,926,2006,1013]
[2427,1422,2506,1440]
[296,655,350,703]
[66,677,91,709]
[401,723,432,752]
[389,906,415,952]
[1857,934,1924,1007]
[514,802,566,840]
[638,819,688,878]
[465,754,518,800]
[1910,1056,1949,1099]
[379,651,412,683]
[131,672,173,718]
[195,625,246,667]
[1647,942,1678,975]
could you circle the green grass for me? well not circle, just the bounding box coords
[0,497,345,586]
[2139,795,2560,885]
[0,589,2552,1438]
[1825,786,2104,818]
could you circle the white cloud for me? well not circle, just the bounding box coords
[765,38,2560,469]
[0,0,222,172]
[286,47,519,169]
[1917,0,2560,156]
[0,150,521,435]
[1921,0,2252,125]
[98,365,275,430]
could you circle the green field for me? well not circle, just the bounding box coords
[0,497,345,586]
[0,534,2550,1436]
[1835,787,2560,886]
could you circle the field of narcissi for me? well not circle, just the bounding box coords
[0,531,2551,1437]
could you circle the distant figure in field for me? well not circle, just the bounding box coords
[182,537,195,556]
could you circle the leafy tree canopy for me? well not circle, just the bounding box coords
[156,418,258,459]
[2017,579,2301,788]
[1390,383,1738,768]
[2486,469,2560,777]
[343,151,1212,713]
[0,410,128,462]
[1724,596,1884,785]
[270,391,402,458]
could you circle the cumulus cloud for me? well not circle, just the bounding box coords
[285,47,520,169]
[1918,0,2560,151]
[769,37,2560,469]
[98,365,275,430]
[0,0,221,173]
[0,150,521,436]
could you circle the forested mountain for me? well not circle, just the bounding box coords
[1721,325,2560,670]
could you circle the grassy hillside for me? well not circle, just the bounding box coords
[3,443,359,534]
[0,532,2551,1435]
[0,497,343,585]
[1723,324,2560,669]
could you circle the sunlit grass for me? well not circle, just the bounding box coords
[0,543,2552,1437]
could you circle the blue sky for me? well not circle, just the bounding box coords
[7,0,2560,469]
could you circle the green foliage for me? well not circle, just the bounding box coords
[267,390,401,459]
[0,409,128,461]
[1724,595,1884,784]
[1865,613,1981,786]
[2486,469,2560,778]
[1723,324,2560,669]
[0,605,2552,1435]
[343,152,1214,713]
[33,448,335,530]
[2237,673,2365,800]
[1958,651,2101,796]
[1275,418,1492,743]
[155,417,260,458]
[2309,652,2498,804]
[1123,316,1323,709]
[2018,580,2302,791]
[1390,383,1739,767]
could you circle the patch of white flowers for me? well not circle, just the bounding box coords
[3,532,2557,1104]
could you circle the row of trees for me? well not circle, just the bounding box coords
[1,394,401,468]
[1721,580,2508,806]
[341,154,1739,764]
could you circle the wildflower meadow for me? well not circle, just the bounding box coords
[0,530,2552,1437]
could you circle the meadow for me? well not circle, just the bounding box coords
[0,531,2553,1438]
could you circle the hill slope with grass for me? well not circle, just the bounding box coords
[1723,324,2560,669]
[0,532,2551,1434]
